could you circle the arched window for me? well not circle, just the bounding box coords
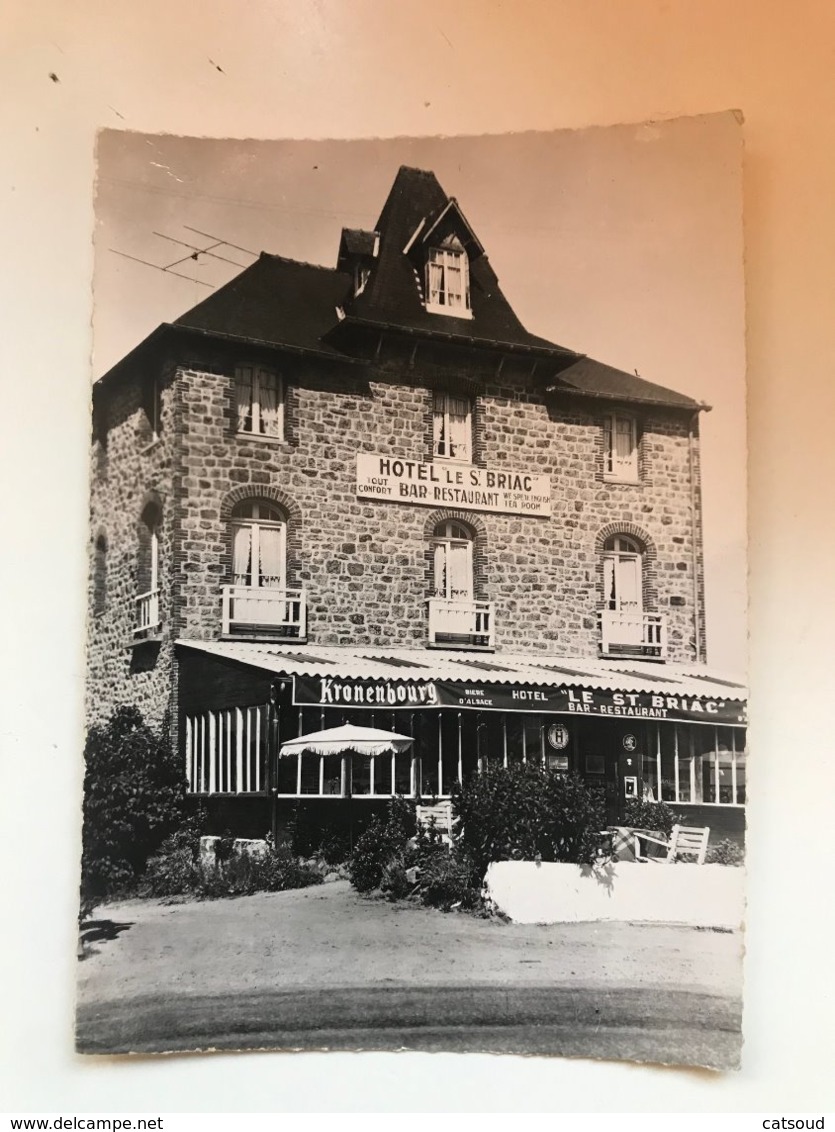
[93,534,107,617]
[432,520,474,602]
[602,534,643,615]
[231,500,286,590]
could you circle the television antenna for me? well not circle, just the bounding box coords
[110,228,258,288]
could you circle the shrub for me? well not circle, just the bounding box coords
[415,842,480,911]
[622,798,675,838]
[453,764,605,879]
[349,797,416,893]
[144,835,323,899]
[705,838,745,867]
[81,706,185,903]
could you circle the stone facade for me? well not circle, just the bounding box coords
[86,333,707,736]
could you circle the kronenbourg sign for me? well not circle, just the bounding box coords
[356,454,552,517]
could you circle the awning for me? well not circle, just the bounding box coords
[278,723,413,759]
[176,640,747,726]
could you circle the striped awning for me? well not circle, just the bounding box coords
[177,640,747,725]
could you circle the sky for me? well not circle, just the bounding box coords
[93,115,747,672]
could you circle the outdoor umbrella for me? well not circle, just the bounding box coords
[278,723,414,759]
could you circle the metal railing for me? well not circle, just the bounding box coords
[427,597,495,648]
[221,585,306,638]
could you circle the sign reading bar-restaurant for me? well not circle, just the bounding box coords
[356,454,552,517]
[292,675,747,726]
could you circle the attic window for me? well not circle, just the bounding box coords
[354,264,370,296]
[425,236,471,318]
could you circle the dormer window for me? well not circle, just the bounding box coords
[353,263,371,296]
[425,236,471,318]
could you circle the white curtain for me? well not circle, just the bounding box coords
[448,395,471,459]
[433,541,447,598]
[432,389,447,456]
[448,541,472,600]
[235,367,253,432]
[258,524,284,587]
[232,523,252,586]
[428,255,443,305]
[258,371,281,437]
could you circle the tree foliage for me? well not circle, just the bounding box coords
[81,705,185,902]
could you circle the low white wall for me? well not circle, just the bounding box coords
[484,860,745,929]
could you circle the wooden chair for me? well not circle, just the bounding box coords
[633,823,710,865]
[416,800,454,845]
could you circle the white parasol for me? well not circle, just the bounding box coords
[278,723,414,759]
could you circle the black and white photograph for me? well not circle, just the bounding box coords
[76,117,748,1069]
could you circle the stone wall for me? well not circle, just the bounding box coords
[86,363,177,729]
[175,345,705,660]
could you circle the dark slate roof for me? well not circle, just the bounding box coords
[339,228,378,258]
[172,253,351,358]
[343,166,575,357]
[98,164,704,411]
[549,357,703,410]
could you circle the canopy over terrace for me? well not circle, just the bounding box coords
[178,640,749,818]
[278,723,414,758]
[176,640,748,727]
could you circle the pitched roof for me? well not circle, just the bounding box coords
[342,166,575,357]
[172,253,351,358]
[98,164,704,411]
[548,357,705,411]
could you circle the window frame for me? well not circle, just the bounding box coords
[602,411,640,483]
[425,245,472,318]
[432,520,475,602]
[432,390,474,463]
[230,500,287,591]
[235,365,285,441]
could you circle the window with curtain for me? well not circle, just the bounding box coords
[432,390,472,461]
[425,238,471,315]
[602,535,643,613]
[231,501,286,589]
[235,366,284,439]
[603,413,639,481]
[432,521,474,602]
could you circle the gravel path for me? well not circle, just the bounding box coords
[76,881,743,1066]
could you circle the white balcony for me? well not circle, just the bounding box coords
[427,598,495,648]
[134,588,161,635]
[600,609,667,659]
[222,585,306,639]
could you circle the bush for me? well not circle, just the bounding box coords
[414,841,480,911]
[349,797,416,893]
[705,838,745,867]
[453,764,606,878]
[143,835,323,899]
[622,797,675,838]
[81,706,185,903]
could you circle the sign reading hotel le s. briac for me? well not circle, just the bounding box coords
[356,454,552,517]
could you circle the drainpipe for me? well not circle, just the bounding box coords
[688,411,702,662]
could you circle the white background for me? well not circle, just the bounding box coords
[1,0,833,1113]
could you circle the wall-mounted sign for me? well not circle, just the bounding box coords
[547,723,570,750]
[622,733,638,752]
[292,675,746,727]
[623,775,639,798]
[356,454,552,517]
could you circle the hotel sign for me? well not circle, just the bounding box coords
[292,675,747,727]
[356,454,552,517]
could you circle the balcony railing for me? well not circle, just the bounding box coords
[222,585,306,638]
[134,588,161,635]
[427,598,495,648]
[600,609,667,659]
